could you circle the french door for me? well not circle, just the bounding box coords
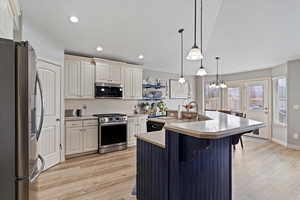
[223,79,271,139]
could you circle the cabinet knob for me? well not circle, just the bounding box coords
[56,118,60,121]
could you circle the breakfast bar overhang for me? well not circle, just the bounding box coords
[136,111,265,200]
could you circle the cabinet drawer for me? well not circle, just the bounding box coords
[83,120,98,127]
[66,121,82,128]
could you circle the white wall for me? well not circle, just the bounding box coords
[143,69,197,110]
[22,20,64,65]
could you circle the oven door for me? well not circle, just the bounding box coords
[99,122,127,152]
[95,83,123,99]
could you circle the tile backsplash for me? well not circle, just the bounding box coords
[65,99,139,115]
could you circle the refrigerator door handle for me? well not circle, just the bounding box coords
[35,72,44,141]
[30,154,45,183]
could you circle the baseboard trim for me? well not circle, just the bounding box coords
[271,138,287,147]
[287,144,300,151]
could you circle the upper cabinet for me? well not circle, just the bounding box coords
[64,55,142,100]
[64,55,95,99]
[95,59,122,84]
[0,0,21,40]
[80,61,95,98]
[123,65,143,100]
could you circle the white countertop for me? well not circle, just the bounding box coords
[164,111,265,139]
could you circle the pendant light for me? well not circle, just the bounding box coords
[178,29,186,84]
[196,0,207,76]
[209,57,227,88]
[187,0,203,61]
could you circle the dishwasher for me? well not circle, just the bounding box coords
[146,120,165,132]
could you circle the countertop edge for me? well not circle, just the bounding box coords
[65,116,99,121]
[135,131,165,148]
[164,123,265,139]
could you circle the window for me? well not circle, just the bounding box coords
[273,78,287,125]
[248,85,264,111]
[227,87,241,112]
[205,86,221,110]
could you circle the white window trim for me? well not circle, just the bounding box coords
[272,76,287,127]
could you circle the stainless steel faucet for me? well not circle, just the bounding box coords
[188,101,199,120]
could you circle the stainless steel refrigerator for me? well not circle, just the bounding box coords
[0,38,45,200]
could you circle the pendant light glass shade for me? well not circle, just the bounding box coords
[196,65,207,76]
[179,77,186,84]
[187,0,203,61]
[220,81,227,88]
[209,82,216,88]
[187,46,203,60]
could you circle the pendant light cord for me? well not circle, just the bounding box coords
[181,30,184,77]
[200,0,203,66]
[216,57,219,84]
[194,0,197,47]
[179,29,184,77]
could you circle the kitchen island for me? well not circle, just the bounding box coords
[136,111,264,200]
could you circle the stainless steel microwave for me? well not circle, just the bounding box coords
[95,83,123,99]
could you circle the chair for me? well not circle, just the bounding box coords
[232,112,246,150]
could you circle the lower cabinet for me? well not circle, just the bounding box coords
[127,115,147,147]
[65,120,98,157]
[66,127,83,155]
[83,126,98,152]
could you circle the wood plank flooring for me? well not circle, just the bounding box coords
[35,137,300,200]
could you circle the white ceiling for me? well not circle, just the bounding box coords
[20,0,300,75]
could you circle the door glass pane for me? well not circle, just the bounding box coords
[205,86,220,110]
[273,78,287,124]
[248,85,264,111]
[228,87,241,112]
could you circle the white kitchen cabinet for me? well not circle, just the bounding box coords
[81,61,95,98]
[127,115,147,147]
[65,119,98,157]
[95,60,122,84]
[64,55,95,99]
[95,61,110,83]
[110,62,122,84]
[65,127,83,155]
[83,126,98,152]
[123,66,143,100]
[65,59,81,98]
[0,0,20,40]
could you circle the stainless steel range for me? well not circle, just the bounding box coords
[93,113,128,154]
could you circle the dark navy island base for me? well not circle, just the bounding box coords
[137,130,245,200]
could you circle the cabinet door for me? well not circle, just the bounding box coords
[65,127,83,155]
[139,117,147,134]
[133,69,143,99]
[83,126,98,152]
[110,63,122,84]
[127,117,137,147]
[95,61,110,83]
[80,61,95,98]
[65,59,81,98]
[123,67,133,99]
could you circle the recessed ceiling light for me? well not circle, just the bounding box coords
[69,16,79,23]
[138,54,144,59]
[96,46,103,52]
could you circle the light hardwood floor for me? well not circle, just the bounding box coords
[35,137,300,200]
